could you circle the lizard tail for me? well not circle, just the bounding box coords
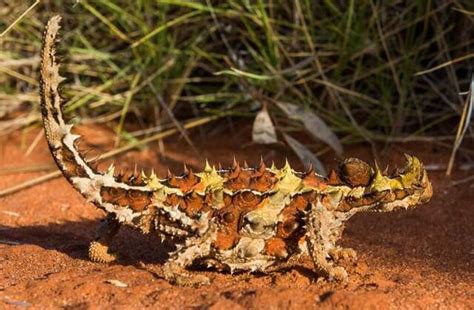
[40,15,95,182]
[40,16,153,219]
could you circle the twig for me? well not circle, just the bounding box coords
[451,175,474,186]
[415,53,474,76]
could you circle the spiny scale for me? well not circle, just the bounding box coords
[39,15,433,287]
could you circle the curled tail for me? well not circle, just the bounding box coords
[40,16,153,221]
[40,15,95,182]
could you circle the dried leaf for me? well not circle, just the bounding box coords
[105,279,128,288]
[283,134,327,176]
[252,107,278,144]
[276,102,343,156]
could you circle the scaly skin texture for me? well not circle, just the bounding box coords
[39,16,433,287]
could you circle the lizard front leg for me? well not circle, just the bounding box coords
[88,214,120,263]
[305,201,348,282]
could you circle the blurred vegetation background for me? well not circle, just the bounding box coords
[1,0,473,163]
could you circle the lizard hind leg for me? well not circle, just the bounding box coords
[88,214,120,263]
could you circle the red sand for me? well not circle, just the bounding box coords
[0,126,473,308]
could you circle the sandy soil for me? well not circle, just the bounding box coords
[0,125,473,309]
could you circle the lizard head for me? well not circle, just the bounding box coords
[332,154,432,212]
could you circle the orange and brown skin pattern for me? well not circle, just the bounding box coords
[39,15,433,287]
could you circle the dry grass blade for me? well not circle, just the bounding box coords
[0,0,39,37]
[446,75,473,176]
[283,133,326,176]
[415,53,474,76]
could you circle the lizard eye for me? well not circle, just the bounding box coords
[339,158,373,187]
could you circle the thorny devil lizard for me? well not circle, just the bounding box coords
[39,16,433,286]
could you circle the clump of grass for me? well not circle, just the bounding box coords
[1,0,473,147]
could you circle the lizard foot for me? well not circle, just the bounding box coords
[329,247,357,262]
[88,241,118,263]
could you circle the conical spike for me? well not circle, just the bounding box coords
[243,161,249,169]
[167,169,173,178]
[132,172,143,185]
[134,164,138,176]
[106,163,115,176]
[217,162,223,170]
[270,161,277,171]
[283,158,291,170]
[258,157,266,172]
[306,163,314,175]
[233,161,241,171]
[183,163,189,174]
[118,170,128,182]
[232,156,238,168]
[373,160,384,181]
[204,159,212,172]
[327,169,341,185]
[374,159,381,173]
